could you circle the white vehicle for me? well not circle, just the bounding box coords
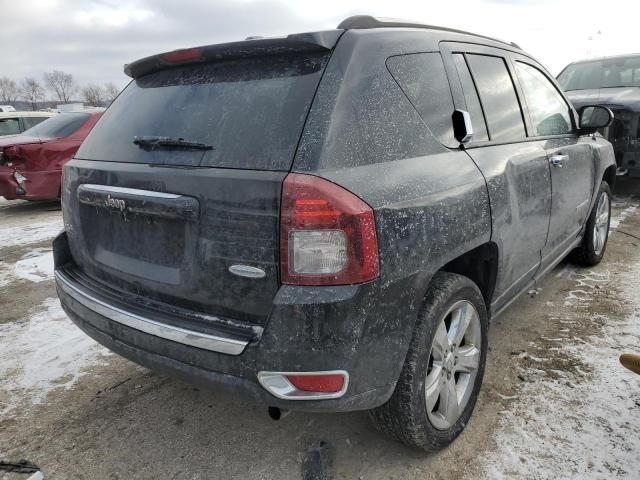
[0,105,16,112]
[0,111,57,137]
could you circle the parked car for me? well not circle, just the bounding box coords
[0,111,56,137]
[53,15,616,450]
[0,111,102,200]
[558,54,640,176]
[0,105,16,112]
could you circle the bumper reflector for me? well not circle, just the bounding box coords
[257,370,349,400]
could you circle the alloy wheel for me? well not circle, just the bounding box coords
[425,300,482,430]
[593,192,610,256]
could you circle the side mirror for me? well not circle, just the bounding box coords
[453,109,473,144]
[578,105,614,134]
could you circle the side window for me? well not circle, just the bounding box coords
[515,62,573,137]
[22,116,49,131]
[0,118,20,136]
[466,54,526,142]
[452,54,489,142]
[386,52,456,146]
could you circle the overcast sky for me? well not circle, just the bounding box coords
[1,0,639,94]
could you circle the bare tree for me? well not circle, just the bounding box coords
[103,82,120,103]
[82,84,105,107]
[21,77,45,111]
[0,77,20,103]
[44,70,77,103]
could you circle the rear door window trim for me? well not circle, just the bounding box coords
[440,42,534,148]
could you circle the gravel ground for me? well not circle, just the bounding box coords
[1,179,639,480]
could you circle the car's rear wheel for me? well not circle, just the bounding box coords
[369,272,488,451]
[571,181,611,266]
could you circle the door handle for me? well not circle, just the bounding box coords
[549,154,567,167]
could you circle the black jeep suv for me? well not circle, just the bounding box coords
[54,16,616,450]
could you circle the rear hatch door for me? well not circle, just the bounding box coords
[63,44,334,328]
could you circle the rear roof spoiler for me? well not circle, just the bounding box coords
[124,30,343,78]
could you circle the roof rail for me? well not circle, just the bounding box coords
[337,15,520,50]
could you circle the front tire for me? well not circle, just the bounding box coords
[369,272,488,451]
[571,181,611,266]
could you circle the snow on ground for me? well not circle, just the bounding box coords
[611,197,638,230]
[0,197,29,211]
[0,217,63,249]
[0,248,54,287]
[13,248,54,283]
[0,298,111,416]
[480,265,640,477]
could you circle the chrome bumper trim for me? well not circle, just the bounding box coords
[55,270,248,355]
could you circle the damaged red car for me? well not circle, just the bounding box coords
[0,111,102,201]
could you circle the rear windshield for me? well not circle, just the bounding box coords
[23,113,90,139]
[76,53,328,170]
[558,56,640,91]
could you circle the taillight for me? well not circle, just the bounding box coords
[286,374,346,393]
[161,48,203,64]
[257,370,349,399]
[280,173,379,286]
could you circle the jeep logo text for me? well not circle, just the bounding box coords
[105,195,126,211]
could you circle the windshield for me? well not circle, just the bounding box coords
[76,53,328,170]
[22,112,90,139]
[558,56,640,91]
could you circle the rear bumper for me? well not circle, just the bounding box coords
[56,270,248,355]
[54,232,426,412]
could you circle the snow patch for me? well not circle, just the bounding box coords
[479,197,640,479]
[610,199,638,230]
[13,248,55,283]
[0,216,63,248]
[0,248,55,287]
[563,270,610,307]
[0,298,111,416]
[480,264,640,479]
[0,217,63,249]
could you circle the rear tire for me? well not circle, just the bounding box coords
[369,272,488,451]
[570,181,611,266]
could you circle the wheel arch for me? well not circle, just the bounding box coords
[439,242,499,310]
[603,164,616,190]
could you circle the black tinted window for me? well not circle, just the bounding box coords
[24,113,90,139]
[77,54,328,170]
[516,62,572,136]
[386,53,455,145]
[452,54,489,142]
[466,54,526,142]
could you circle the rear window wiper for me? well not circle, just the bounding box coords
[133,135,214,151]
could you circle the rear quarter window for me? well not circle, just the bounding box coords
[76,53,328,170]
[386,52,456,146]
